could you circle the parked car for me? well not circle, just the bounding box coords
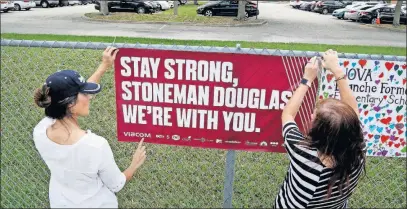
[168,0,173,8]
[290,0,302,9]
[359,5,406,24]
[145,0,160,11]
[1,1,8,12]
[59,0,68,6]
[313,0,347,14]
[344,5,376,21]
[299,1,316,11]
[94,0,155,14]
[345,4,385,21]
[34,0,59,7]
[1,1,13,12]
[334,2,379,19]
[13,0,36,10]
[155,1,170,10]
[196,0,259,18]
[79,0,92,4]
[67,0,80,5]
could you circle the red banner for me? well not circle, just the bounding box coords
[114,48,317,152]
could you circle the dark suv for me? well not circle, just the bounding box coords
[314,1,347,14]
[94,0,155,14]
[359,6,407,24]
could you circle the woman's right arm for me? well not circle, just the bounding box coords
[322,50,359,117]
[123,138,147,181]
[99,138,146,193]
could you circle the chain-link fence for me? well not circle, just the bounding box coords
[1,39,406,208]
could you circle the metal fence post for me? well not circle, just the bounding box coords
[223,150,236,208]
[222,43,243,208]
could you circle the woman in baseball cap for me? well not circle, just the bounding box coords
[32,47,146,208]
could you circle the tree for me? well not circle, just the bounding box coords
[100,0,109,16]
[393,0,403,26]
[236,0,246,21]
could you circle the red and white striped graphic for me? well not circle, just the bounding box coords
[281,56,319,133]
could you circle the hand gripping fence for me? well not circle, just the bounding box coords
[1,39,406,208]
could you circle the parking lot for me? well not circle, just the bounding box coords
[1,2,406,47]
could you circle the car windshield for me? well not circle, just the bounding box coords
[365,5,385,11]
[359,6,373,10]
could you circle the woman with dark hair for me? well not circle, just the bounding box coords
[33,47,147,208]
[275,49,366,209]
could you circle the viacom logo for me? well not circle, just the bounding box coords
[124,132,151,138]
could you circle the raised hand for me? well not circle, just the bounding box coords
[102,46,119,67]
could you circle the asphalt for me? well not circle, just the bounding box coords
[1,3,406,47]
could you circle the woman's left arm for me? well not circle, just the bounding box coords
[87,47,119,84]
[281,56,320,124]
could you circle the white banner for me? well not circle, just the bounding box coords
[318,59,406,157]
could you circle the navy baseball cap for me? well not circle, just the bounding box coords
[45,70,102,102]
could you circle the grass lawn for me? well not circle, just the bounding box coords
[85,3,261,25]
[1,34,406,208]
[1,33,406,56]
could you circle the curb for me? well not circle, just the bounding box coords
[365,24,406,33]
[81,15,267,27]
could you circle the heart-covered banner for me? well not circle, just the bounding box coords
[318,59,407,157]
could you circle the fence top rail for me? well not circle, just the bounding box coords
[1,39,406,61]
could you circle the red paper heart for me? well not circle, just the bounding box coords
[344,61,349,68]
[359,59,367,68]
[383,95,387,99]
[401,138,405,143]
[403,79,407,85]
[402,64,407,69]
[398,129,404,135]
[394,143,401,148]
[397,115,403,122]
[388,141,393,147]
[380,117,392,125]
[368,134,373,139]
[364,111,369,116]
[379,72,384,78]
[381,135,390,143]
[402,141,406,146]
[396,152,401,156]
[385,62,394,71]
[327,74,334,83]
[319,95,323,100]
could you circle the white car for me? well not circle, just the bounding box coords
[13,0,36,11]
[1,1,12,12]
[168,0,174,8]
[67,0,80,5]
[289,0,302,8]
[34,0,60,8]
[344,4,377,21]
[156,1,170,10]
[333,2,380,19]
[2,1,14,12]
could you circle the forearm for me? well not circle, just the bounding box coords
[123,165,138,181]
[334,70,358,115]
[87,62,110,84]
[282,84,310,119]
